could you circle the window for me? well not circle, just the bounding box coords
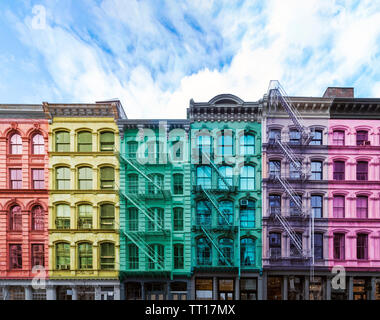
[127,141,138,158]
[240,166,255,190]
[290,161,301,179]
[100,243,115,270]
[269,233,281,258]
[333,196,345,218]
[148,244,164,270]
[9,205,22,231]
[240,134,255,155]
[269,129,281,144]
[78,167,92,189]
[10,133,22,154]
[311,195,323,218]
[333,234,345,260]
[173,207,184,231]
[289,195,302,216]
[219,238,233,265]
[310,161,322,180]
[197,166,212,189]
[77,131,92,152]
[147,207,164,231]
[100,204,115,229]
[240,199,255,228]
[55,131,70,152]
[197,135,212,155]
[56,167,70,189]
[32,134,44,154]
[269,160,281,178]
[357,234,368,260]
[289,130,301,145]
[56,243,70,269]
[197,237,211,265]
[31,205,44,231]
[333,130,345,146]
[290,232,303,257]
[356,161,368,180]
[356,130,368,146]
[173,174,184,195]
[127,174,138,194]
[218,200,233,225]
[333,161,345,180]
[174,244,184,269]
[100,167,114,189]
[218,132,233,156]
[31,244,44,267]
[269,195,281,215]
[128,244,139,269]
[356,196,368,218]
[9,244,22,269]
[218,166,233,190]
[314,233,323,260]
[100,132,114,151]
[128,207,138,231]
[78,204,93,229]
[78,243,93,269]
[56,204,70,229]
[10,169,22,189]
[309,130,322,145]
[196,201,211,226]
[241,238,255,266]
[32,169,44,189]
[147,174,163,194]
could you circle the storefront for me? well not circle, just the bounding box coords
[267,276,282,300]
[240,278,258,300]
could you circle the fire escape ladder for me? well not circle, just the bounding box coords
[200,226,232,267]
[275,137,303,174]
[203,152,233,191]
[274,175,303,214]
[274,214,303,255]
[201,185,231,226]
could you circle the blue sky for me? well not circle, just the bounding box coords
[1,0,380,118]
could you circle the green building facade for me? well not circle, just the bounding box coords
[118,119,192,300]
[187,95,263,300]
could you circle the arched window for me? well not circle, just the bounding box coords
[78,167,92,189]
[127,174,138,193]
[77,131,92,152]
[333,196,345,218]
[128,207,138,231]
[56,242,70,269]
[78,243,93,269]
[333,130,345,145]
[147,174,163,194]
[356,130,368,146]
[173,173,184,195]
[333,161,345,180]
[218,166,233,189]
[173,244,184,269]
[197,166,212,189]
[269,232,281,258]
[100,167,115,189]
[10,133,22,154]
[78,204,93,229]
[219,238,233,265]
[240,199,255,228]
[269,194,281,215]
[100,132,114,151]
[147,207,164,231]
[173,207,184,231]
[55,131,70,152]
[217,131,233,156]
[127,141,138,158]
[56,167,71,190]
[197,237,211,265]
[147,244,164,270]
[197,134,212,155]
[55,204,70,229]
[31,205,44,231]
[241,238,255,266]
[9,205,22,231]
[218,200,233,225]
[240,166,255,190]
[100,204,115,229]
[357,161,368,181]
[128,244,139,269]
[32,134,44,154]
[357,196,368,218]
[240,134,255,155]
[196,201,211,226]
[100,242,115,270]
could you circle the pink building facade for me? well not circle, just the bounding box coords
[328,100,380,300]
[0,105,49,300]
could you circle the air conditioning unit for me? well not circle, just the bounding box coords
[240,199,249,207]
[365,141,371,146]
[58,264,70,270]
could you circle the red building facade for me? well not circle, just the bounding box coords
[0,105,49,298]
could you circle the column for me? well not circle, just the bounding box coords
[283,276,288,300]
[114,284,121,300]
[3,286,9,300]
[46,285,56,300]
[326,277,331,300]
[72,286,78,300]
[188,279,195,300]
[25,286,32,300]
[304,277,309,300]
[95,285,101,300]
[234,277,239,300]
[370,277,376,301]
[213,277,218,300]
[258,275,264,300]
[348,277,353,300]
[141,282,145,300]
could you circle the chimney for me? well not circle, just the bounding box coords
[322,87,354,98]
